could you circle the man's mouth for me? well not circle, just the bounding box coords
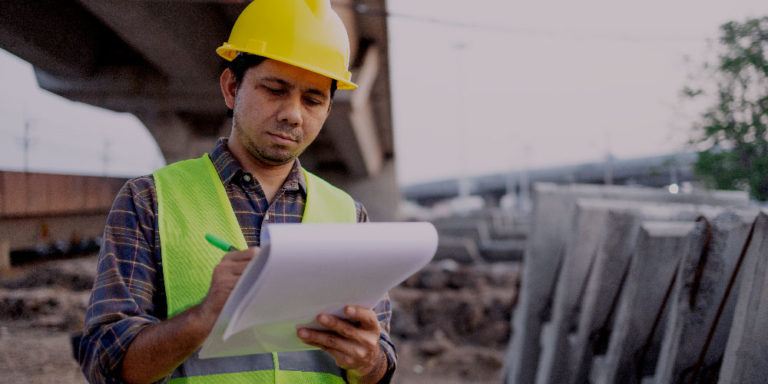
[268,132,298,144]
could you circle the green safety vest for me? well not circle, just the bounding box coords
[153,154,357,384]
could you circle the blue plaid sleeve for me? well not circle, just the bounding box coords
[79,176,163,383]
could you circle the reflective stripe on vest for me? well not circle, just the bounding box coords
[153,154,356,383]
[171,350,341,379]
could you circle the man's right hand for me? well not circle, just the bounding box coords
[193,247,259,333]
[121,247,258,384]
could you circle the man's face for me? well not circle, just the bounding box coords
[226,59,333,166]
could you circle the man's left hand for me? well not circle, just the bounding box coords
[297,305,386,384]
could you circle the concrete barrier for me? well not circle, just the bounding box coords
[535,200,742,384]
[590,221,697,384]
[648,210,757,384]
[564,201,737,384]
[434,235,483,264]
[718,210,768,384]
[535,203,641,384]
[503,182,750,384]
[434,217,525,263]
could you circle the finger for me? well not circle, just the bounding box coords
[297,328,367,360]
[212,260,250,278]
[314,344,357,369]
[310,339,383,378]
[222,262,251,276]
[343,306,380,332]
[222,247,258,261]
[316,313,378,350]
[316,314,360,341]
[219,275,245,288]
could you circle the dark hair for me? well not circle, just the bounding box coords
[228,53,268,86]
[226,53,337,117]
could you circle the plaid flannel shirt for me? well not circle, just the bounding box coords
[79,138,395,383]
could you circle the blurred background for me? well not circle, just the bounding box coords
[1,1,767,383]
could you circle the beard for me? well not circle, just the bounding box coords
[233,114,301,166]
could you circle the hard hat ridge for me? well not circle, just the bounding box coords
[216,0,357,90]
[303,0,328,16]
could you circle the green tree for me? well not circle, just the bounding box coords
[684,16,768,201]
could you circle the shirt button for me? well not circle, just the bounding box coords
[242,173,252,183]
[264,212,270,222]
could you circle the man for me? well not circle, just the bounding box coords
[78,1,395,383]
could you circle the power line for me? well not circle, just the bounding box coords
[332,1,711,44]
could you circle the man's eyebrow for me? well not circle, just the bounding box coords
[261,77,292,88]
[261,76,329,98]
[305,88,329,98]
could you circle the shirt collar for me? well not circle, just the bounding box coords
[208,137,306,193]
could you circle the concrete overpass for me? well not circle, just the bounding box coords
[0,0,399,220]
[402,153,698,207]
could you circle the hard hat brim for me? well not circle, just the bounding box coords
[217,45,358,91]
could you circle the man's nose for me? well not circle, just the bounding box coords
[277,96,303,127]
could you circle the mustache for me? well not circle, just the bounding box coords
[271,125,302,141]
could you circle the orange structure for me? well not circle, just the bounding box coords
[0,171,126,269]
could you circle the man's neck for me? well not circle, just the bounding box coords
[227,140,295,203]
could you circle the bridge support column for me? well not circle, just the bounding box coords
[138,111,227,164]
[325,159,400,222]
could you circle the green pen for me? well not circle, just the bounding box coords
[205,233,240,252]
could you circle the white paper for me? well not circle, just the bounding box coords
[199,222,438,359]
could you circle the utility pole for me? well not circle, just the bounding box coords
[518,145,531,212]
[603,152,614,185]
[102,139,112,177]
[603,130,614,185]
[21,118,33,173]
[454,41,471,198]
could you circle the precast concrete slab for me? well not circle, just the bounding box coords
[564,201,737,384]
[431,209,497,227]
[479,239,525,262]
[589,220,697,384]
[434,217,525,262]
[536,203,645,384]
[433,220,490,246]
[718,210,768,384]
[536,198,743,384]
[503,183,748,384]
[651,210,758,384]
[489,210,530,240]
[434,235,483,264]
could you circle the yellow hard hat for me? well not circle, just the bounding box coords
[216,0,357,90]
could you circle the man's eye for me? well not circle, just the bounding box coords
[265,87,285,95]
[304,97,322,106]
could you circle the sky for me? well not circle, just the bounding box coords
[0,50,165,177]
[1,1,767,184]
[387,0,768,184]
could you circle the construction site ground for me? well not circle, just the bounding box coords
[0,255,520,384]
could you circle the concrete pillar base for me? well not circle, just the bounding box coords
[327,159,400,222]
[138,111,226,164]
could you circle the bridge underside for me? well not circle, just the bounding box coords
[0,0,398,220]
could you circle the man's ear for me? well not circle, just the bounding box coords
[220,68,237,110]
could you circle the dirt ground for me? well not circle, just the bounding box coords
[0,256,93,384]
[0,255,515,384]
[0,325,85,384]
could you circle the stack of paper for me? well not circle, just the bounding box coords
[199,222,438,358]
